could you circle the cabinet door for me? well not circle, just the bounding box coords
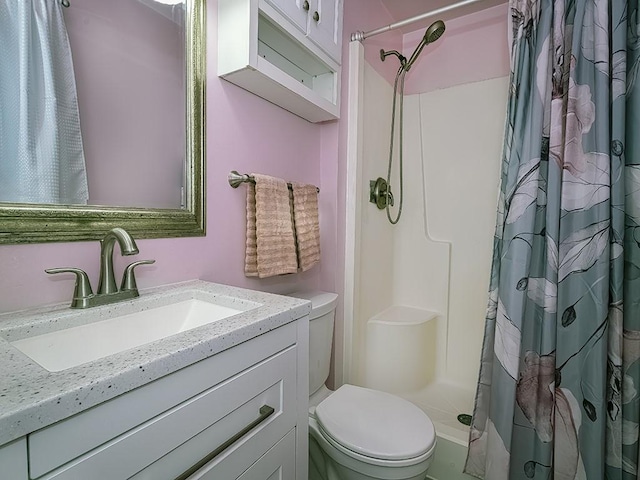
[236,429,295,480]
[264,0,308,34]
[307,0,342,62]
[0,438,28,480]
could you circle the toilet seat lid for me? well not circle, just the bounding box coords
[315,385,436,461]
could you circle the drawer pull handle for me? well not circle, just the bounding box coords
[174,405,275,480]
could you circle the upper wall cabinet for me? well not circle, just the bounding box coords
[264,0,342,61]
[263,0,307,35]
[218,0,344,123]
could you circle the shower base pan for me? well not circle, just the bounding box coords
[401,381,476,480]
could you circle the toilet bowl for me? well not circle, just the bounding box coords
[309,384,436,480]
[289,292,437,480]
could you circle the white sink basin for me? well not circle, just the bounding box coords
[9,298,257,372]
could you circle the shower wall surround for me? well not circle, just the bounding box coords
[347,66,509,388]
[398,78,508,387]
[343,5,511,460]
[348,1,510,387]
[396,2,510,388]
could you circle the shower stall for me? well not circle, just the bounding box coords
[343,3,510,476]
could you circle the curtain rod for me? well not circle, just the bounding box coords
[350,0,485,42]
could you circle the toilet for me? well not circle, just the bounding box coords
[289,291,436,480]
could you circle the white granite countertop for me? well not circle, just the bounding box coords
[0,280,311,446]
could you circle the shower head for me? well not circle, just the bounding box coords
[404,20,446,71]
[425,20,446,44]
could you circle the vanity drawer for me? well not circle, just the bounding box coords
[131,406,296,480]
[129,373,295,479]
[193,427,296,480]
[30,344,297,479]
[28,323,297,478]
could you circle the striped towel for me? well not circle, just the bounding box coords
[245,174,298,278]
[291,183,320,272]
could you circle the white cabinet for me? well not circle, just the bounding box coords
[24,319,309,480]
[236,429,296,480]
[312,0,342,62]
[0,438,28,480]
[185,427,296,479]
[218,0,343,123]
[263,0,308,33]
[264,0,342,61]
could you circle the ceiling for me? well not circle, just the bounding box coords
[376,0,506,34]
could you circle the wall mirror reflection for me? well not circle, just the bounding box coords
[0,0,205,244]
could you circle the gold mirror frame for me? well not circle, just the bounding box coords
[0,0,205,245]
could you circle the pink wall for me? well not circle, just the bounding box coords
[402,3,510,94]
[66,0,185,208]
[349,3,403,86]
[0,0,335,314]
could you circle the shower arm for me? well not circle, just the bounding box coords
[350,0,483,42]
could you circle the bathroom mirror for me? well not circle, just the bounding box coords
[0,0,205,244]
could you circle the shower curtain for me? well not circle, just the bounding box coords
[465,1,640,479]
[0,0,88,204]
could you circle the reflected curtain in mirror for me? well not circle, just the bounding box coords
[0,0,204,244]
[0,0,89,204]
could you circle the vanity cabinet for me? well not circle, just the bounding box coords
[218,0,343,122]
[0,438,28,479]
[22,319,308,480]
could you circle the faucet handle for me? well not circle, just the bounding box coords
[120,260,156,292]
[45,268,94,308]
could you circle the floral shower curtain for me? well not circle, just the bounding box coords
[465,1,640,479]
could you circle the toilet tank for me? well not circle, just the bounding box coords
[288,291,338,396]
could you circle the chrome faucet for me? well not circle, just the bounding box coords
[46,228,155,308]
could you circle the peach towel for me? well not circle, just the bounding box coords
[245,174,298,278]
[291,183,321,272]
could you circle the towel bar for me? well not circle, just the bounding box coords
[228,171,319,193]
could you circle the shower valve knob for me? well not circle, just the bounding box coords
[370,177,391,210]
